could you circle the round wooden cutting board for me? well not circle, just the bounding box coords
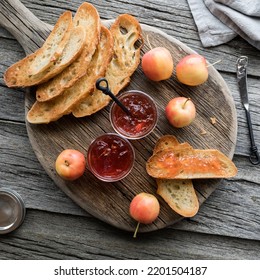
[0,0,236,233]
[24,21,237,233]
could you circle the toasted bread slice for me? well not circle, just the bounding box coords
[35,26,86,101]
[147,148,238,179]
[4,11,73,87]
[153,136,199,217]
[153,136,193,155]
[28,11,73,76]
[72,14,143,117]
[153,135,180,154]
[27,25,113,124]
[35,2,101,101]
[157,179,199,217]
[4,25,85,88]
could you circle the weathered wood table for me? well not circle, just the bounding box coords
[0,0,260,259]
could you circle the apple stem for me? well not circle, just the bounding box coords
[206,59,222,68]
[146,34,153,51]
[182,98,191,109]
[133,221,140,238]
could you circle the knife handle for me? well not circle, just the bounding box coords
[245,109,260,165]
[237,56,248,79]
[250,146,260,165]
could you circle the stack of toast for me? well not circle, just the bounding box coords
[4,2,143,124]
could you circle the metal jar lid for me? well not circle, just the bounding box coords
[0,188,26,234]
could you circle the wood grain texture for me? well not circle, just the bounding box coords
[0,0,260,259]
[0,209,260,260]
[0,0,51,54]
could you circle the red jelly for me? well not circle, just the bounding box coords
[87,133,135,182]
[110,90,158,139]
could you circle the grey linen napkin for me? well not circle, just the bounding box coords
[187,0,260,50]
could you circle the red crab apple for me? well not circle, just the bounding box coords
[142,47,174,81]
[165,97,196,128]
[176,54,208,86]
[129,192,160,238]
[55,149,86,180]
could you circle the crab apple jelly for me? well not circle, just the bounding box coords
[110,90,158,139]
[87,134,135,182]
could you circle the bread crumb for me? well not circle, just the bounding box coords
[210,117,217,125]
[200,128,207,135]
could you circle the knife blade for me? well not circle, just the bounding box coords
[236,56,260,165]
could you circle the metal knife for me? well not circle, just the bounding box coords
[237,56,260,165]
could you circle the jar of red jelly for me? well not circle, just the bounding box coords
[110,90,158,139]
[87,133,135,182]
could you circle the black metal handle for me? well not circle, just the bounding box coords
[249,146,260,165]
[245,109,259,165]
[95,78,131,116]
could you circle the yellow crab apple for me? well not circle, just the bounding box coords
[142,47,174,81]
[129,192,160,238]
[165,97,196,128]
[55,149,86,181]
[176,54,208,86]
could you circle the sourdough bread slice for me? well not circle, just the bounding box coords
[147,148,238,179]
[153,136,193,155]
[27,25,113,124]
[35,2,101,101]
[153,135,180,154]
[28,11,73,76]
[4,25,85,88]
[72,13,143,117]
[153,136,199,217]
[4,11,73,87]
[157,178,199,217]
[36,26,86,101]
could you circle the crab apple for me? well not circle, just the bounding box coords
[129,192,160,238]
[165,97,196,128]
[142,47,174,81]
[55,149,86,181]
[176,54,208,86]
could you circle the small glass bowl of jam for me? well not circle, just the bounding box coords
[87,133,135,182]
[109,90,158,140]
